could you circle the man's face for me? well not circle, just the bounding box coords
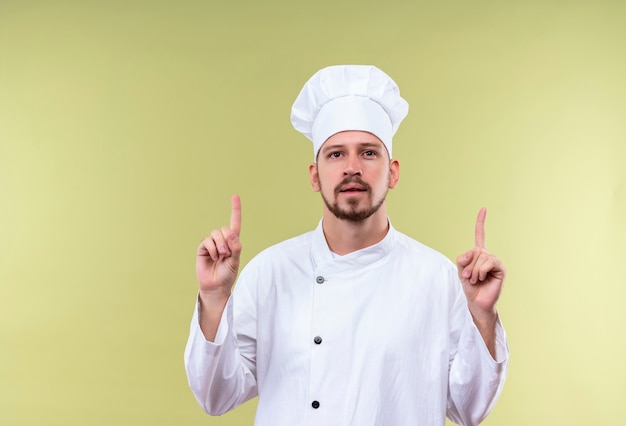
[309,131,400,222]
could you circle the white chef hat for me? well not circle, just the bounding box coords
[290,65,409,160]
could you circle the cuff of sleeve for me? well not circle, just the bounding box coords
[193,293,233,347]
[465,313,509,366]
[492,315,509,364]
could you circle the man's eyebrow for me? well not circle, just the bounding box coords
[320,143,344,153]
[358,142,383,149]
[321,142,382,153]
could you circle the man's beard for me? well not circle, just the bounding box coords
[320,176,388,222]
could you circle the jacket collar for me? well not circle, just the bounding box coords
[310,219,396,274]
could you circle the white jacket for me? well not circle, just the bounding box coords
[185,221,508,425]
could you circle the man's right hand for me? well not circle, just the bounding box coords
[195,195,242,341]
[196,194,242,294]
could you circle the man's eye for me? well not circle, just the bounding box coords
[363,150,376,157]
[330,152,342,158]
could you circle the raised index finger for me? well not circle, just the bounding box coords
[474,207,487,249]
[230,194,242,235]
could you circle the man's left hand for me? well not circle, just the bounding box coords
[456,208,506,324]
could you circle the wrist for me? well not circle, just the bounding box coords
[468,304,498,359]
[468,304,497,329]
[198,287,231,310]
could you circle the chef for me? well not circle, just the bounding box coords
[185,64,509,426]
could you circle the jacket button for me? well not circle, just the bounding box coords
[312,400,320,409]
[314,336,322,344]
[316,276,325,284]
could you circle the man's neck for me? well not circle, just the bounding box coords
[321,208,390,255]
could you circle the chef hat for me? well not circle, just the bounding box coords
[291,65,409,160]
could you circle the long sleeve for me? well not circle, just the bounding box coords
[183,292,258,415]
[446,307,509,425]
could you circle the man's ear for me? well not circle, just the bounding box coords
[309,163,320,192]
[388,159,400,189]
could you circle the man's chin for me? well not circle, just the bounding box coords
[332,205,376,222]
[322,193,384,222]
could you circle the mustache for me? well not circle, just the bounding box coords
[334,176,372,196]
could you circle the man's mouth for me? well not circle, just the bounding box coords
[339,185,367,193]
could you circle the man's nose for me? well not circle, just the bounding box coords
[344,155,362,176]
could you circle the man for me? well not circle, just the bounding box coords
[185,65,509,425]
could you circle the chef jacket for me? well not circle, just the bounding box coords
[185,220,508,426]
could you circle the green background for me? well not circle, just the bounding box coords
[1,0,625,424]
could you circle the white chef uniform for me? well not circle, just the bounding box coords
[185,220,508,426]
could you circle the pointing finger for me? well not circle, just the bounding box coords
[475,207,487,249]
[230,194,242,236]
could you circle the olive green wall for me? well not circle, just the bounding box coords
[1,0,625,424]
